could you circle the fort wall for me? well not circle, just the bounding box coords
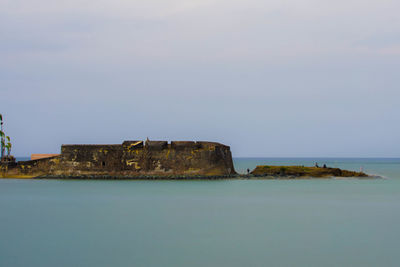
[10,140,235,178]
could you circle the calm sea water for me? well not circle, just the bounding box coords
[1,158,400,267]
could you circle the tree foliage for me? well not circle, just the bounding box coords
[0,113,12,158]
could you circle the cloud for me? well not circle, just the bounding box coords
[1,0,400,156]
[2,0,400,62]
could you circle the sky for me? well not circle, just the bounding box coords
[1,0,400,157]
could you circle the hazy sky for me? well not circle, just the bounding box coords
[1,0,400,157]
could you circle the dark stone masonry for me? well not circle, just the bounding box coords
[3,140,236,178]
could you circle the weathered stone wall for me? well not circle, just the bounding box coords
[60,144,123,174]
[7,140,235,178]
[16,156,60,176]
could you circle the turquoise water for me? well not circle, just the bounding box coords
[1,158,400,267]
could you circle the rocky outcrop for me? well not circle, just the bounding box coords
[250,165,369,178]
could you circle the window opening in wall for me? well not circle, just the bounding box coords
[102,161,106,166]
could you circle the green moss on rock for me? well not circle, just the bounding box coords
[251,165,368,178]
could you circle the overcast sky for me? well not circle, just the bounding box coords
[1,0,400,157]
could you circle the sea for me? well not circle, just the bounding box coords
[1,157,400,267]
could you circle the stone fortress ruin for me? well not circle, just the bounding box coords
[5,140,235,178]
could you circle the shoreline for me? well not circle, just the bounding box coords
[0,173,380,180]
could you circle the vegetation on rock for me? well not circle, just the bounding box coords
[251,165,368,178]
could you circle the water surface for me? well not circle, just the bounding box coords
[1,158,399,266]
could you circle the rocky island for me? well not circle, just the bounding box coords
[250,165,369,178]
[0,139,370,179]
